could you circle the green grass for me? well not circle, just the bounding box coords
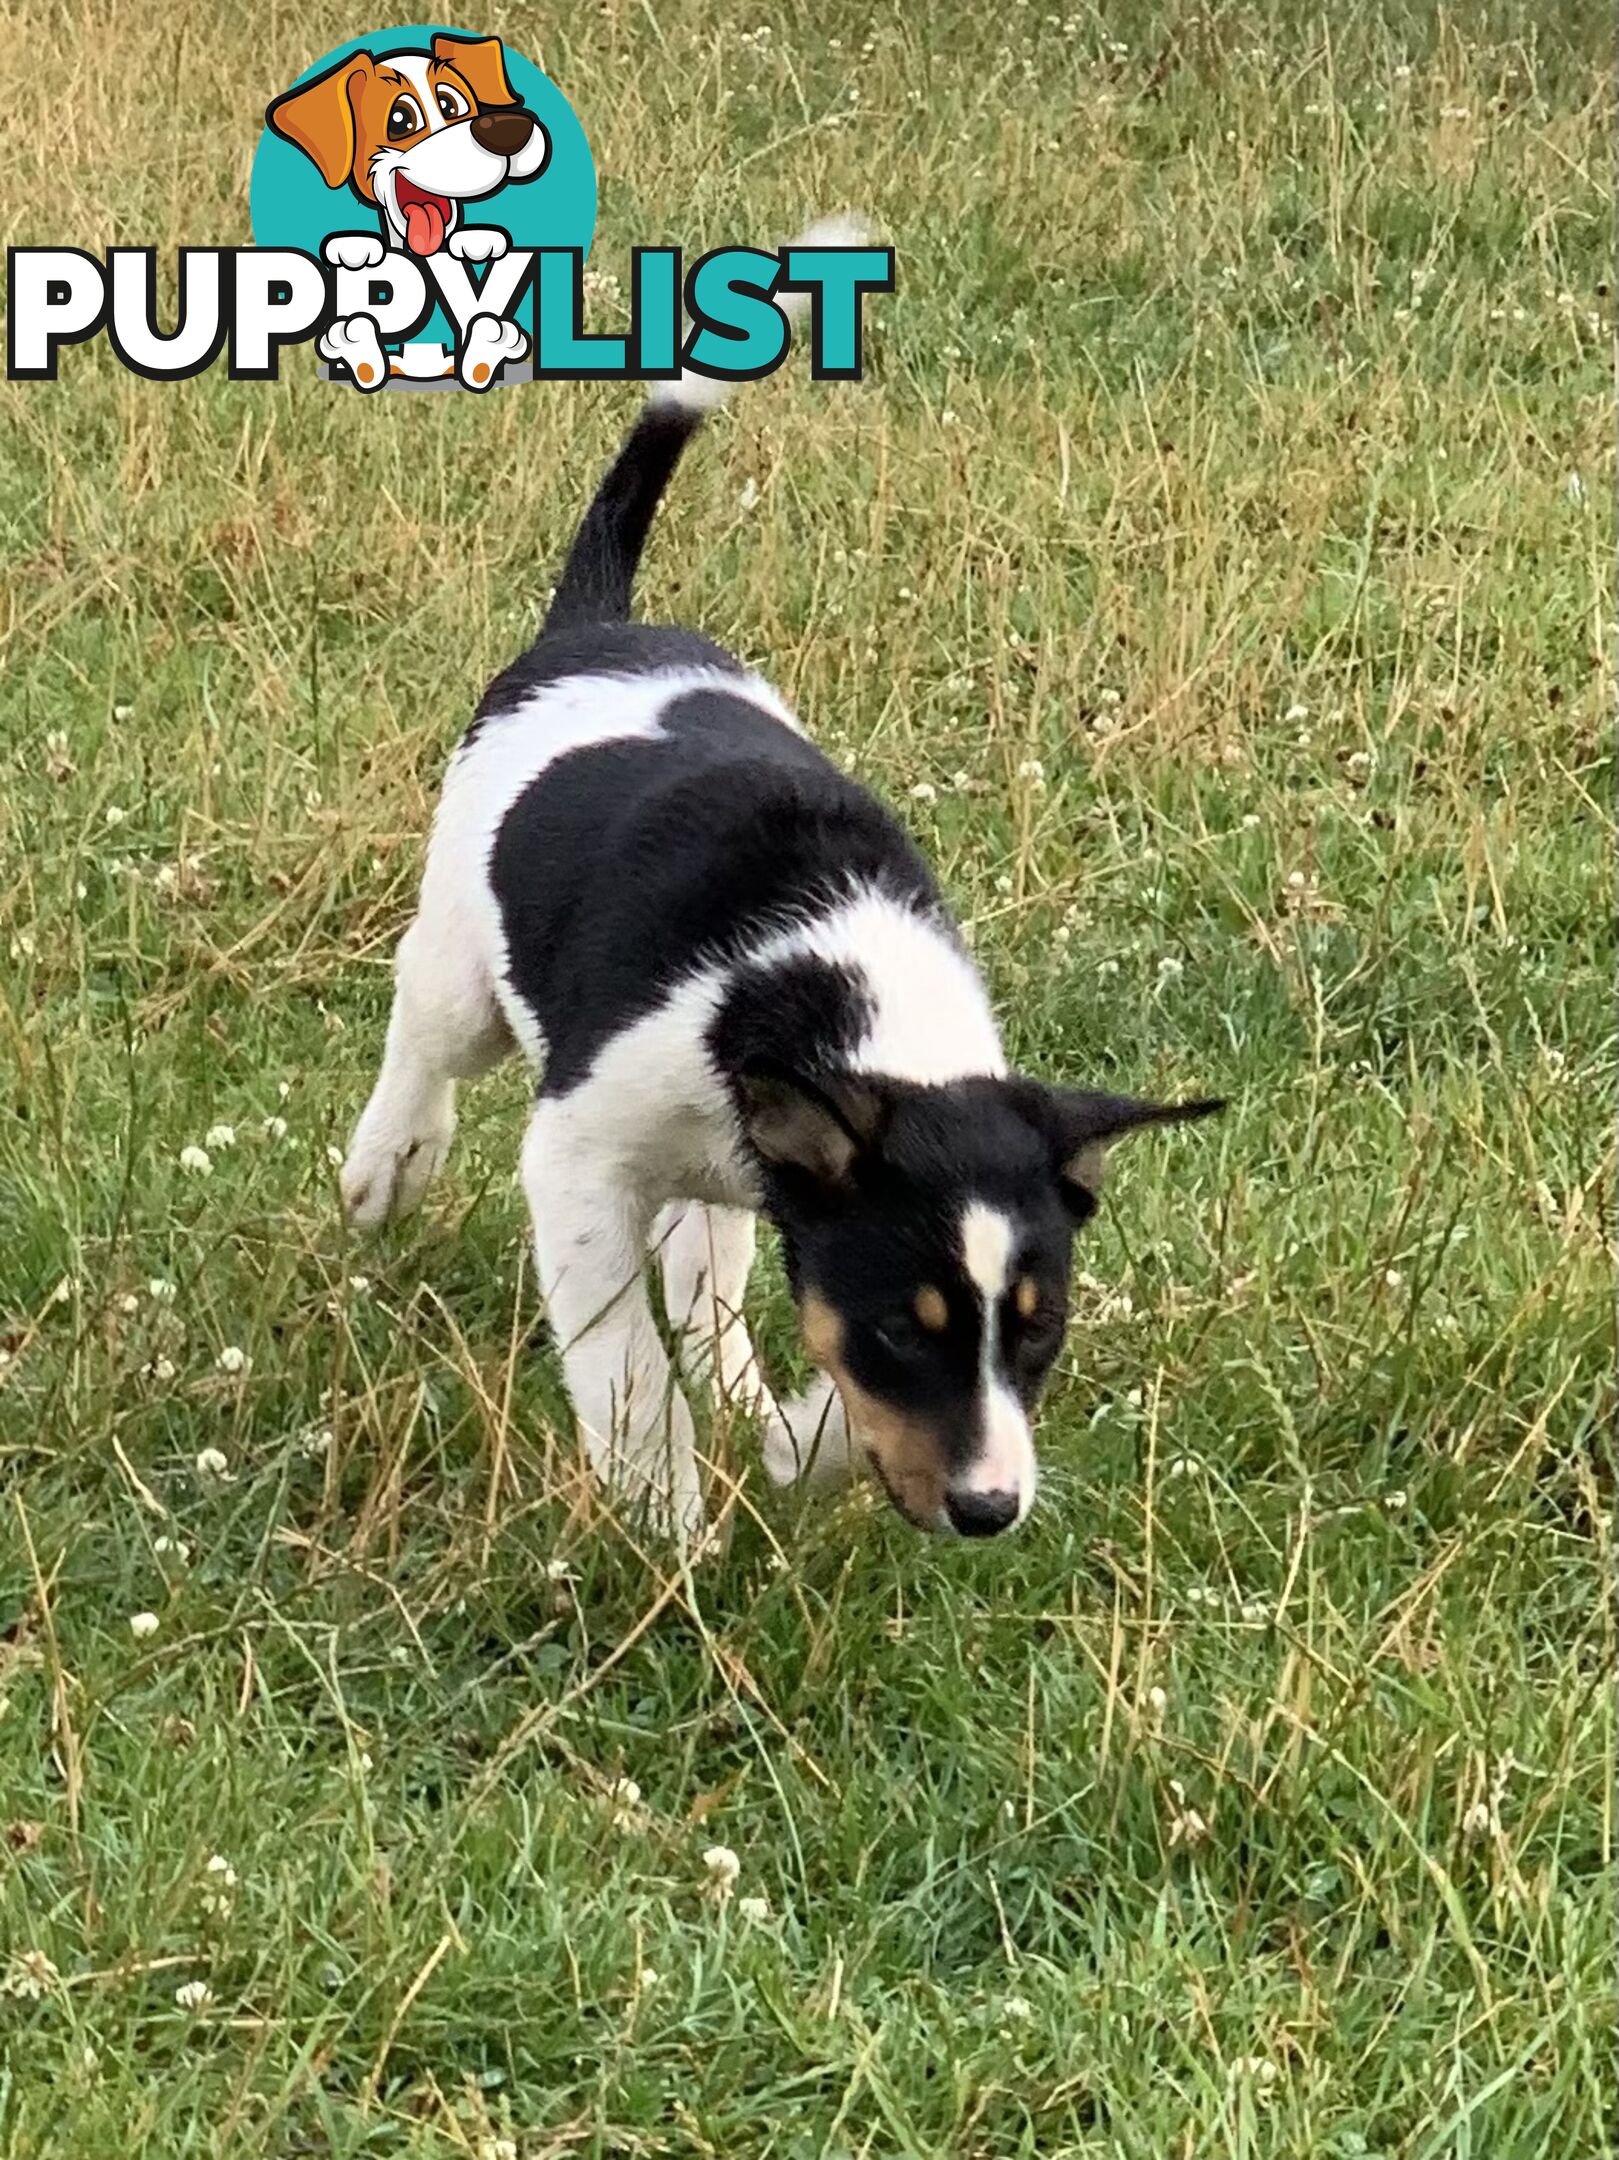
[1,1,1613,2153]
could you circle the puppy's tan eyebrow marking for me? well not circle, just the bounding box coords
[914,1284,949,1331]
[1014,1275,1039,1320]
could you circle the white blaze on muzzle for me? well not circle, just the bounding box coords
[957,1202,1037,1523]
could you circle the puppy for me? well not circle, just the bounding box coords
[342,222,1220,1539]
[267,33,549,260]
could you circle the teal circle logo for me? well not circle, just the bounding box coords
[250,23,594,380]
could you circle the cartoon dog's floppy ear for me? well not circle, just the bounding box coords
[266,54,375,189]
[432,32,518,108]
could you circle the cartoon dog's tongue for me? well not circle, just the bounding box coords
[397,183,449,257]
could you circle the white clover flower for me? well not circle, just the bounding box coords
[325,1145,344,1168]
[737,1894,772,1924]
[1240,812,1262,831]
[1143,1684,1168,1724]
[1053,924,1071,945]
[261,1115,289,1141]
[204,1124,236,1151]
[702,1844,741,1899]
[129,1611,160,1639]
[1156,955,1184,981]
[116,1292,141,1315]
[1384,1488,1408,1513]
[1345,748,1376,783]
[2,1950,60,2000]
[148,1276,177,1302]
[479,2140,518,2160]
[1001,1993,1034,2022]
[1162,1454,1198,1481]
[195,1446,230,1478]
[146,1356,177,1383]
[1240,1596,1272,1624]
[205,1854,238,1886]
[347,1275,370,1295]
[1230,2055,1279,2098]
[610,1775,641,1807]
[637,1966,660,1990]
[299,1426,333,1460]
[1166,1780,1210,1847]
[909,781,938,803]
[174,1980,214,2012]
[1096,957,1121,978]
[154,1536,190,1564]
[51,1276,75,1306]
[178,1145,212,1177]
[113,703,134,722]
[543,1558,573,1583]
[737,477,761,514]
[216,1346,249,1375]
[104,804,127,828]
[1016,757,1046,785]
[1383,1268,1404,1291]
[1284,703,1309,722]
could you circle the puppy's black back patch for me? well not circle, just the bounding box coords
[489,673,942,1094]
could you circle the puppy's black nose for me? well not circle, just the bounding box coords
[945,1487,1020,1537]
[471,107,536,155]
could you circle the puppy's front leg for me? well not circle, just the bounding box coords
[522,1109,703,1537]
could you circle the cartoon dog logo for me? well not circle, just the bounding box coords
[266,32,549,389]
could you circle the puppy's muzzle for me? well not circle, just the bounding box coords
[472,107,539,156]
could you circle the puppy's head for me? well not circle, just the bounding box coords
[266,36,549,255]
[740,1067,1220,1535]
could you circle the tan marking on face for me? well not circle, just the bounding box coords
[1015,1275,1039,1321]
[914,1284,948,1332]
[799,1292,950,1525]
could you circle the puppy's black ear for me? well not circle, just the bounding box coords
[737,1065,888,1186]
[1031,1087,1223,1218]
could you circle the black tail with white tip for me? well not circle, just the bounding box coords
[542,214,870,635]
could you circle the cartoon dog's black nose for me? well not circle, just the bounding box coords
[471,107,537,156]
[945,1487,1020,1538]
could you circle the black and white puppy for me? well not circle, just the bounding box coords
[342,221,1220,1539]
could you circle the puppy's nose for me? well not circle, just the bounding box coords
[471,108,536,156]
[945,1487,1021,1538]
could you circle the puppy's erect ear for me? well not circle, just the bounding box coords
[1032,1086,1224,1216]
[737,1066,888,1187]
[432,32,518,108]
[266,55,373,188]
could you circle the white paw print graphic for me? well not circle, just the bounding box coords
[458,313,527,390]
[318,315,388,392]
[447,227,510,264]
[322,234,386,272]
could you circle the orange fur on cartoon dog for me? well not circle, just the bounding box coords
[267,32,549,259]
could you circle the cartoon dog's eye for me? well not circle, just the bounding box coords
[436,85,470,121]
[386,95,425,139]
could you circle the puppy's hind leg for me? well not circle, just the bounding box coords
[342,911,511,1230]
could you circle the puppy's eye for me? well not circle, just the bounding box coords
[436,85,470,120]
[386,95,424,139]
[872,1312,926,1360]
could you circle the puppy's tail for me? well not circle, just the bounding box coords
[542,213,871,635]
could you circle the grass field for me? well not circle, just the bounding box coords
[1,2,1614,2153]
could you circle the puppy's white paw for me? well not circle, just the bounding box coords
[447,226,509,264]
[458,312,527,390]
[323,233,387,272]
[340,1103,455,1230]
[318,315,388,391]
[762,1377,855,1490]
